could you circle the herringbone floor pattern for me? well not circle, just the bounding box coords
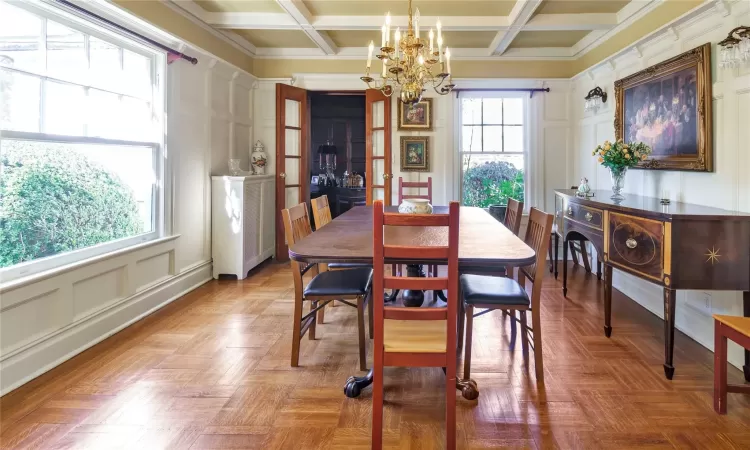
[1,262,749,449]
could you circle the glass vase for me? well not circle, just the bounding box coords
[609,166,627,200]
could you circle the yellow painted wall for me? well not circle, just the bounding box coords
[112,0,253,73]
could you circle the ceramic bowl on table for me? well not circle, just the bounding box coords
[398,198,433,214]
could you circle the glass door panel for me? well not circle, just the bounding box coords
[365,89,392,205]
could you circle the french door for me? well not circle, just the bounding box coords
[365,89,392,205]
[275,83,309,261]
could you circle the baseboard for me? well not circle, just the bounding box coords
[0,261,212,396]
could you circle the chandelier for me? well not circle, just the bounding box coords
[361,0,455,104]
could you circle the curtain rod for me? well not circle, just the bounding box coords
[453,88,550,98]
[54,0,198,65]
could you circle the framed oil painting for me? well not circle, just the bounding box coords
[400,136,430,172]
[614,43,713,171]
[398,98,433,131]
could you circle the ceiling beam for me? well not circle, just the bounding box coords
[488,0,543,56]
[275,0,338,55]
[205,12,616,32]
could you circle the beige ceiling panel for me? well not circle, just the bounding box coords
[327,30,382,47]
[303,0,516,17]
[442,31,497,48]
[196,0,285,13]
[536,0,633,15]
[234,29,318,48]
[509,30,589,48]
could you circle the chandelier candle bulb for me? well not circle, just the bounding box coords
[395,28,401,58]
[381,25,386,47]
[436,18,442,41]
[367,41,374,68]
[438,36,443,62]
[429,29,434,53]
[445,47,451,74]
[385,12,391,43]
[415,8,420,38]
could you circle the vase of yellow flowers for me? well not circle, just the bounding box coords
[592,139,652,200]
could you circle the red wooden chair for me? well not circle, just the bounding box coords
[394,177,436,277]
[713,314,750,414]
[371,200,459,450]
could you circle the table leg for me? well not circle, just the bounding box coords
[554,233,559,280]
[402,264,425,307]
[714,320,728,414]
[744,291,750,382]
[604,264,612,338]
[562,238,568,297]
[663,287,676,380]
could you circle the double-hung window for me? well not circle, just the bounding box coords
[0,0,165,282]
[458,95,527,208]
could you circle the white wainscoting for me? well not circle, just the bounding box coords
[0,38,257,395]
[569,1,750,369]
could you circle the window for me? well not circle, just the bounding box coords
[459,96,526,208]
[0,1,165,281]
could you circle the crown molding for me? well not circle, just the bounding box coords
[253,46,574,60]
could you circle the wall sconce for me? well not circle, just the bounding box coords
[584,86,607,113]
[718,26,750,69]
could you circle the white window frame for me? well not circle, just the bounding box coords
[456,91,531,209]
[0,0,168,283]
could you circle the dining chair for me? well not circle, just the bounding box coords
[394,177,436,278]
[311,195,371,323]
[457,198,524,351]
[371,200,459,450]
[282,202,373,370]
[460,207,553,384]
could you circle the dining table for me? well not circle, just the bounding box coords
[288,205,537,400]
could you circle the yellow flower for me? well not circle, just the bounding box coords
[623,148,629,153]
[634,152,640,158]
[641,154,648,160]
[599,150,605,156]
[604,144,611,151]
[598,157,604,163]
[625,154,631,159]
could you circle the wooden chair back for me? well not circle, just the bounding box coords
[503,198,524,236]
[281,202,313,246]
[311,195,333,230]
[520,208,553,283]
[398,177,432,204]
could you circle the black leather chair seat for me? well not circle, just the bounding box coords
[460,265,506,275]
[460,274,529,307]
[327,262,371,270]
[304,267,373,297]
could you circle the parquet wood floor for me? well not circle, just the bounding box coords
[2,262,749,449]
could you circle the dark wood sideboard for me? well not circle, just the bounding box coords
[554,189,750,380]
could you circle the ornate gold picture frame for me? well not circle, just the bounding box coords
[400,136,430,172]
[614,43,713,171]
[397,98,433,131]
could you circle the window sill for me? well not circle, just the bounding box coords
[0,235,181,294]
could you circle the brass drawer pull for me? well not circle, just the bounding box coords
[626,238,637,249]
[585,212,593,222]
[567,206,573,215]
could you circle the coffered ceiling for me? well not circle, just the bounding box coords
[170,0,690,63]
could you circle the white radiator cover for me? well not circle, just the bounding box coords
[211,175,275,279]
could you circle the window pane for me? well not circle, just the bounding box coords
[120,96,153,141]
[504,98,524,125]
[44,80,86,135]
[47,21,86,82]
[461,153,524,207]
[0,2,43,73]
[483,98,503,125]
[461,98,481,125]
[504,126,524,152]
[87,88,120,138]
[0,69,40,132]
[90,37,121,92]
[461,125,482,153]
[0,139,155,268]
[483,126,502,152]
[123,49,151,100]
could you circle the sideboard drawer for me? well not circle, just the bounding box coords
[565,202,603,230]
[607,212,664,281]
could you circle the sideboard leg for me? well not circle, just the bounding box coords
[554,233,559,280]
[596,259,602,281]
[744,291,750,382]
[604,264,612,338]
[562,239,568,297]
[663,287,677,380]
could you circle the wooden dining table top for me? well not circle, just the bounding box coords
[289,205,536,267]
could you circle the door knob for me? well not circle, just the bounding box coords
[280,172,286,179]
[585,212,593,222]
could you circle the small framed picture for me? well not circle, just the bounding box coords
[400,136,430,172]
[398,98,433,131]
[311,175,319,185]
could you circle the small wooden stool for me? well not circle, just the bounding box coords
[713,314,750,414]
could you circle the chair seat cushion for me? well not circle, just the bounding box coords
[460,265,506,276]
[304,267,373,297]
[460,274,529,307]
[327,262,371,270]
